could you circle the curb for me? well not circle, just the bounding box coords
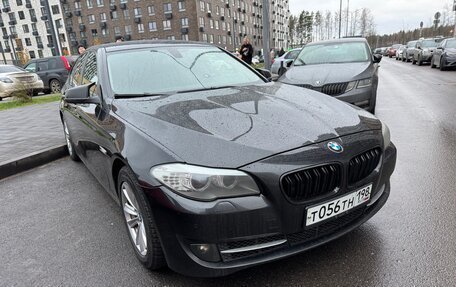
[0,145,68,180]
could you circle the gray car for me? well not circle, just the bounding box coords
[402,40,418,62]
[279,38,381,114]
[412,38,441,65]
[270,48,302,76]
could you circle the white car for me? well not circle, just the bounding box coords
[0,65,44,100]
[271,48,302,75]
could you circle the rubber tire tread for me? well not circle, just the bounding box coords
[118,166,166,270]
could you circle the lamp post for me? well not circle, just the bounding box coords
[339,0,342,38]
[0,42,7,64]
[262,0,271,70]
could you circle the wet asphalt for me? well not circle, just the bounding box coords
[0,59,455,286]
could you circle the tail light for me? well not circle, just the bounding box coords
[60,56,71,72]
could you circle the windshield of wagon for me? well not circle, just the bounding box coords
[422,40,437,48]
[294,42,370,66]
[107,45,265,96]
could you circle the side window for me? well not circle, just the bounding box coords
[81,52,98,97]
[70,53,87,87]
[25,62,36,72]
[48,58,58,69]
[37,61,48,72]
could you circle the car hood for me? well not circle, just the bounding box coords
[113,83,380,168]
[279,62,373,86]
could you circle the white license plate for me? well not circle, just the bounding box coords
[305,184,372,226]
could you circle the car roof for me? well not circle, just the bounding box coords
[87,40,216,53]
[305,37,368,47]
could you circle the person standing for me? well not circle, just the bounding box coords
[239,37,253,65]
[77,45,86,55]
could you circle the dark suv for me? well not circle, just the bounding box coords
[24,56,78,94]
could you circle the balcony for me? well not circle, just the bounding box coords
[220,15,225,21]
[81,39,87,46]
[8,20,17,25]
[40,0,45,6]
[124,35,131,40]
[15,47,23,52]
[100,22,107,28]
[26,3,32,8]
[47,43,55,48]
[9,34,18,39]
[199,26,204,32]
[241,21,244,25]
[32,31,39,36]
[181,27,189,34]
[165,13,172,20]
[207,11,211,17]
[47,28,53,34]
[41,15,48,20]
[74,10,81,16]
[31,16,38,22]
[134,17,141,23]
[37,43,44,49]
[0,22,3,27]
[66,26,73,32]
[120,3,127,9]
[60,0,67,3]
[71,40,78,47]
[2,35,9,40]
[4,48,11,52]
[110,4,116,11]
[2,7,11,13]
[79,24,86,31]
[227,31,231,36]
[225,3,229,8]
[65,12,72,18]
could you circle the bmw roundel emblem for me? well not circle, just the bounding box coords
[327,142,343,153]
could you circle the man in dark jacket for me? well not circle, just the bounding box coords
[240,37,254,65]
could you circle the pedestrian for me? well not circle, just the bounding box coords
[115,36,125,43]
[278,47,285,57]
[239,37,254,65]
[77,44,86,55]
[270,48,275,64]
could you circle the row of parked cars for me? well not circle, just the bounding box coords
[0,55,77,101]
[375,37,456,70]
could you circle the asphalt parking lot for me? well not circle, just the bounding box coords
[1,58,455,286]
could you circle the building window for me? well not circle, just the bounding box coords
[181,34,188,41]
[100,12,106,21]
[96,0,104,7]
[163,3,171,13]
[123,9,129,19]
[22,24,29,33]
[51,5,60,14]
[178,1,185,11]
[88,14,95,23]
[134,7,141,17]
[199,17,204,27]
[91,29,97,36]
[199,1,204,11]
[163,20,171,30]
[209,19,213,29]
[181,17,188,27]
[16,0,22,5]
[216,6,219,15]
[111,10,118,20]
[147,5,154,15]
[29,50,36,59]
[167,35,175,40]
[86,0,93,9]
[137,23,144,33]
[221,7,225,16]
[35,36,42,46]
[80,31,86,38]
[125,25,132,35]
[101,28,108,36]
[209,34,213,43]
[25,38,32,46]
[215,20,219,30]
[38,50,43,58]
[75,2,81,10]
[202,33,207,42]
[148,21,156,31]
[206,3,211,12]
[114,26,121,36]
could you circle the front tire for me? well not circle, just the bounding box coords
[440,58,446,71]
[118,166,166,270]
[63,120,80,161]
[50,79,62,94]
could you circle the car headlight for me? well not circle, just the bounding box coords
[382,123,391,147]
[151,163,260,201]
[357,78,372,88]
[345,81,357,93]
[0,77,13,83]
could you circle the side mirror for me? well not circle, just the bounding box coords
[64,83,100,105]
[286,60,293,68]
[373,54,382,63]
[255,68,272,81]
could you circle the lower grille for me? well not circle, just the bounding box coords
[218,234,286,262]
[281,164,341,202]
[287,208,365,246]
[348,148,382,185]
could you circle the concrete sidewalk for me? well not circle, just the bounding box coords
[0,101,65,165]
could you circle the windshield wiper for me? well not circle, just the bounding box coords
[114,92,172,99]
[176,85,239,94]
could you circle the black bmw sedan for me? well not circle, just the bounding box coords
[60,41,396,277]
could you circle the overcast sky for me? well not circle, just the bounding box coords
[289,0,455,35]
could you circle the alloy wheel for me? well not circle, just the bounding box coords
[50,80,61,94]
[121,181,148,256]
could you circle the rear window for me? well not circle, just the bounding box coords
[0,66,26,73]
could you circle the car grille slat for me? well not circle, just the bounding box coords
[321,82,348,96]
[282,164,341,202]
[348,148,382,185]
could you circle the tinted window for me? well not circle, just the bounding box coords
[81,52,97,85]
[25,62,37,72]
[295,42,370,65]
[38,61,48,71]
[48,58,59,69]
[285,49,301,59]
[107,46,264,95]
[69,53,87,86]
[0,66,26,73]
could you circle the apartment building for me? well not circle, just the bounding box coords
[0,0,70,64]
[62,0,290,55]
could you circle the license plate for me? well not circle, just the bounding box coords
[305,184,372,226]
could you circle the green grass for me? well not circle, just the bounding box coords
[0,94,62,111]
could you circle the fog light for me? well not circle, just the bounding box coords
[190,243,221,262]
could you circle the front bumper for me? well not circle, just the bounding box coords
[143,134,397,277]
[0,80,44,99]
[334,85,375,111]
[443,55,456,67]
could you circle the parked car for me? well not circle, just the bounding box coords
[24,56,78,94]
[279,38,381,114]
[412,38,439,65]
[396,45,406,61]
[270,48,302,76]
[0,65,43,100]
[387,44,401,58]
[431,37,456,70]
[402,40,418,62]
[60,40,396,277]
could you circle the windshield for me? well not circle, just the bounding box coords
[407,41,417,47]
[285,49,301,59]
[294,42,370,65]
[0,66,26,73]
[446,39,456,48]
[422,40,436,48]
[107,45,264,96]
